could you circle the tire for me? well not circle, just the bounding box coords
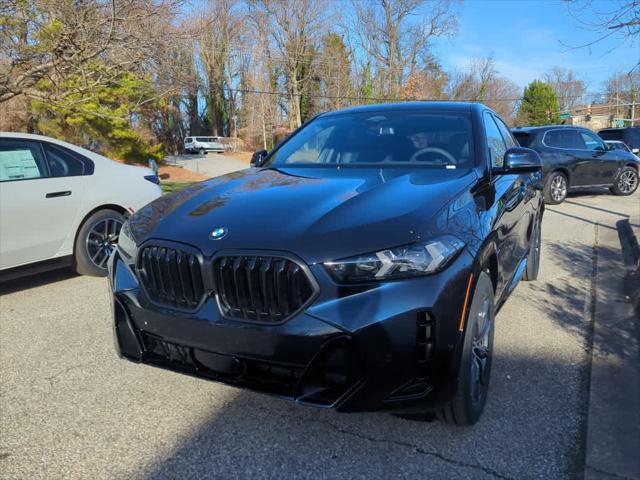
[437,271,495,426]
[543,171,568,205]
[610,166,639,196]
[523,216,541,281]
[74,209,125,277]
[199,148,206,155]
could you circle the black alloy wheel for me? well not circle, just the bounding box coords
[544,171,568,205]
[438,271,495,425]
[523,216,541,281]
[611,167,639,196]
[75,209,125,277]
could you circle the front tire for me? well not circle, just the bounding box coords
[523,216,541,281]
[544,171,568,204]
[437,271,495,426]
[74,209,124,277]
[610,166,639,196]
[199,148,206,155]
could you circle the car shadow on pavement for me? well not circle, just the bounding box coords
[0,268,78,295]
[527,239,636,359]
[134,349,588,480]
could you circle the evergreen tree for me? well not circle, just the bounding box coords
[520,80,561,125]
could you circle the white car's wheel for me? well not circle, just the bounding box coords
[75,209,124,277]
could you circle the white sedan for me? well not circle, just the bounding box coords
[0,132,162,280]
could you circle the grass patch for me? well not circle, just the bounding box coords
[161,181,195,193]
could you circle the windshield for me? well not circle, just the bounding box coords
[265,110,475,168]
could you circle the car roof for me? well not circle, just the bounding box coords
[599,127,638,132]
[511,125,583,133]
[319,101,485,118]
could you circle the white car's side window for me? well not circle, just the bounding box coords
[0,140,48,182]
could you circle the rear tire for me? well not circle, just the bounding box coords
[543,171,568,205]
[74,209,124,277]
[199,148,206,155]
[523,216,541,281]
[437,272,495,426]
[610,166,639,196]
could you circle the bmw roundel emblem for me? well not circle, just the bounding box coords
[210,227,228,240]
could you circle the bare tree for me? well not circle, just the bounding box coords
[447,57,521,123]
[247,0,328,129]
[542,67,587,112]
[350,0,458,99]
[563,0,639,56]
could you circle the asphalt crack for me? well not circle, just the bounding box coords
[250,403,515,480]
[585,464,638,480]
[43,361,94,387]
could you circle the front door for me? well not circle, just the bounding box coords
[575,130,619,186]
[0,138,86,269]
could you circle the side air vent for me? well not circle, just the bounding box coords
[213,255,315,323]
[416,311,435,379]
[137,246,205,309]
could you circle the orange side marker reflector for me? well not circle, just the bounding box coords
[458,273,474,332]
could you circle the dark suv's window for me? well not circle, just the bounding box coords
[267,110,475,167]
[579,130,605,151]
[42,143,88,177]
[512,131,532,147]
[543,129,585,149]
[483,112,507,168]
[493,116,517,149]
[598,129,623,141]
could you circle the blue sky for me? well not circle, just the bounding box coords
[433,0,639,92]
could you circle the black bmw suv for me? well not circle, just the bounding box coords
[512,125,639,204]
[109,102,543,425]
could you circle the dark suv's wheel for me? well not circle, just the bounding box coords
[610,166,639,196]
[75,209,124,277]
[437,271,495,426]
[523,216,541,281]
[544,171,568,204]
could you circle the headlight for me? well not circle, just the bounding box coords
[117,220,138,261]
[324,235,465,283]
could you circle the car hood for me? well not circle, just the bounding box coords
[130,167,478,263]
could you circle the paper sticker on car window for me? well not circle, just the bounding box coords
[0,149,42,181]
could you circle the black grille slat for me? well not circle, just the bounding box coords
[214,255,314,323]
[138,246,205,309]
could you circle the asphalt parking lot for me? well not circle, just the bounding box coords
[1,189,638,480]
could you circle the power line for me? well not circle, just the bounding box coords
[228,86,611,104]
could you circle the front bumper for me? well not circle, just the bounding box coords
[109,247,474,412]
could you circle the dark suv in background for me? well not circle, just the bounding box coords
[598,127,640,154]
[512,125,639,204]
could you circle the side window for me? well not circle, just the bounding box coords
[493,116,517,149]
[42,143,85,177]
[0,139,48,182]
[483,112,507,168]
[580,131,605,151]
[543,129,585,149]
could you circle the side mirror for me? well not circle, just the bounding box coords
[250,149,268,167]
[497,147,541,173]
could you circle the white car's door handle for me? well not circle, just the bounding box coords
[45,191,72,198]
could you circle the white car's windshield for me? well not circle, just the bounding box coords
[266,110,475,168]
